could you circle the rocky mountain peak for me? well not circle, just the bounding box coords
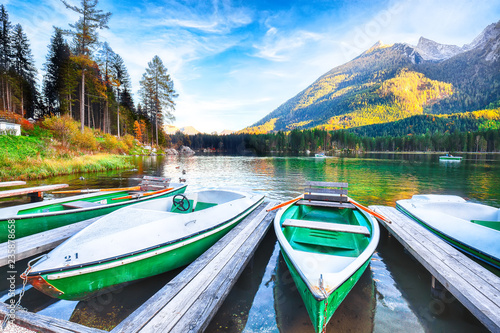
[415,37,462,61]
[464,22,498,51]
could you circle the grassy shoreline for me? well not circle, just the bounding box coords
[0,153,134,181]
[0,135,134,181]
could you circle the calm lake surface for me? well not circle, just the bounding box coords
[2,153,499,332]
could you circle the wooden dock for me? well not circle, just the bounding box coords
[0,217,99,267]
[111,200,276,333]
[369,205,500,332]
[0,184,69,202]
[0,200,277,333]
[0,181,26,188]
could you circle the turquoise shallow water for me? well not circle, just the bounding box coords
[1,153,498,332]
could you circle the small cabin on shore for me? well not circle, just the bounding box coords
[0,118,20,136]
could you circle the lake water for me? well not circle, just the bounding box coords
[2,153,499,332]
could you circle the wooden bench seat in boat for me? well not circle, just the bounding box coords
[297,200,356,209]
[299,181,355,208]
[282,218,370,236]
[62,201,103,209]
[140,176,171,191]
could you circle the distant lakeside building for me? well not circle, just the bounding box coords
[0,118,21,136]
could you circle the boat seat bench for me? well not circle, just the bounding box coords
[297,200,356,209]
[62,201,103,209]
[283,219,370,235]
[301,181,354,208]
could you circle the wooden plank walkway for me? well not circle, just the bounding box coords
[0,184,68,199]
[0,181,26,188]
[112,200,277,333]
[0,302,106,333]
[369,205,500,332]
[0,217,99,267]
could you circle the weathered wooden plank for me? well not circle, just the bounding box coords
[373,206,500,295]
[305,181,348,188]
[297,200,355,209]
[172,209,276,333]
[0,217,98,267]
[283,219,370,235]
[0,181,26,188]
[139,202,275,333]
[0,184,69,198]
[141,176,170,182]
[304,187,348,195]
[370,206,500,332]
[303,194,348,202]
[111,201,275,333]
[0,302,106,333]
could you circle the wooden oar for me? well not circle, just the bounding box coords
[348,198,391,224]
[112,187,173,201]
[53,186,141,194]
[267,195,303,212]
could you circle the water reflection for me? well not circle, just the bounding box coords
[1,153,498,332]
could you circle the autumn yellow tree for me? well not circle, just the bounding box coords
[133,120,142,142]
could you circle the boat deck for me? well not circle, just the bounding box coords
[0,217,99,267]
[369,205,500,332]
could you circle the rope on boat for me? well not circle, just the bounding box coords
[319,274,329,333]
[1,254,47,330]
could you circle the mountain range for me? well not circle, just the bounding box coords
[243,20,500,134]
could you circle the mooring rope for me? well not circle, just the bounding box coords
[1,254,46,330]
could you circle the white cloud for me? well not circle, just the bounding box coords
[5,0,500,134]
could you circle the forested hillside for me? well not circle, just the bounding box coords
[243,20,500,135]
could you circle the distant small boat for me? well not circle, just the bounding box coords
[397,194,500,270]
[0,177,186,242]
[314,153,326,158]
[439,154,462,161]
[27,189,265,300]
[274,181,379,332]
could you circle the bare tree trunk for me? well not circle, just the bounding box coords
[87,94,90,129]
[1,77,5,111]
[6,81,10,112]
[104,99,108,133]
[80,70,85,132]
[155,111,158,146]
[68,93,72,117]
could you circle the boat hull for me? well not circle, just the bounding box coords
[0,185,187,242]
[396,195,500,270]
[28,191,264,300]
[274,198,379,332]
[280,248,371,332]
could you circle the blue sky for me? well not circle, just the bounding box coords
[4,0,500,133]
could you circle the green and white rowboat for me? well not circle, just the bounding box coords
[397,194,500,270]
[0,179,186,243]
[439,155,462,161]
[27,189,264,300]
[274,182,379,332]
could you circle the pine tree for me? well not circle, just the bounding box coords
[11,24,38,118]
[0,5,11,111]
[61,0,111,132]
[139,55,177,146]
[43,27,73,114]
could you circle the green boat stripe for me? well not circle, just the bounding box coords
[30,196,264,278]
[4,185,187,221]
[396,205,500,269]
